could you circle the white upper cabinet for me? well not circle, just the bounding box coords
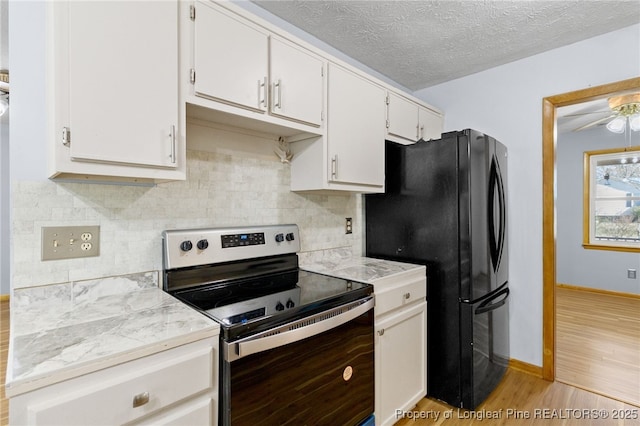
[194,2,269,112]
[190,1,324,130]
[387,92,420,143]
[50,1,183,182]
[327,64,386,188]
[289,64,386,192]
[419,105,444,141]
[386,92,443,145]
[269,36,324,127]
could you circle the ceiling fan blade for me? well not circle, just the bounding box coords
[563,110,610,118]
[572,114,616,132]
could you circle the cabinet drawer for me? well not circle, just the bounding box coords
[135,395,215,426]
[375,278,426,316]
[24,343,214,425]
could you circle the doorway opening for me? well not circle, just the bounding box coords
[542,77,640,381]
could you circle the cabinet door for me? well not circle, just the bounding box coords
[327,65,385,187]
[375,302,427,426]
[270,37,324,127]
[67,1,178,168]
[419,106,443,141]
[194,1,268,112]
[387,92,419,143]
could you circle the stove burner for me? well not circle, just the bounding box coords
[174,270,299,312]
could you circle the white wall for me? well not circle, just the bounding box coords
[0,0,9,295]
[557,126,640,294]
[1,115,8,295]
[415,23,640,367]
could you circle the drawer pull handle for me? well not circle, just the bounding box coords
[132,392,150,408]
[404,292,411,300]
[378,329,385,336]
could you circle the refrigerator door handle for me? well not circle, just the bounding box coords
[460,282,508,304]
[475,286,509,315]
[488,155,506,272]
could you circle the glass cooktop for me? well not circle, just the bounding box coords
[170,269,373,341]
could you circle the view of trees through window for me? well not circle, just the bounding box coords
[595,156,640,242]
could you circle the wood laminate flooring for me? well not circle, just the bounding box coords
[555,285,640,407]
[395,368,639,426]
[1,299,8,426]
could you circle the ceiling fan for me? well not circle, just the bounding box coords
[571,92,640,133]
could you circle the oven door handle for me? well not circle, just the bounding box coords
[225,297,374,362]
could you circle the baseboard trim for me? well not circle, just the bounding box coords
[557,283,640,300]
[509,359,543,378]
[0,294,9,302]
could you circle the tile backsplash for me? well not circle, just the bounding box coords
[12,124,363,289]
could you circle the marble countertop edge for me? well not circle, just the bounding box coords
[301,255,425,284]
[5,326,219,398]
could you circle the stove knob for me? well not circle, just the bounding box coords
[275,233,284,243]
[275,302,285,311]
[197,239,209,250]
[180,240,193,252]
[286,299,295,309]
[285,233,295,241]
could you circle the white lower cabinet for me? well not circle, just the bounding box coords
[374,276,427,426]
[9,338,218,426]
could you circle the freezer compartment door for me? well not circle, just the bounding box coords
[459,284,510,409]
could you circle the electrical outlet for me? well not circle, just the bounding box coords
[628,269,637,279]
[42,226,100,261]
[345,217,353,234]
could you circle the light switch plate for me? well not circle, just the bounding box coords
[42,226,100,261]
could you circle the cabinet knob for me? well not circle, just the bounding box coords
[378,329,385,336]
[132,392,150,408]
[404,292,411,300]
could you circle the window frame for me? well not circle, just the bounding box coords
[583,145,640,252]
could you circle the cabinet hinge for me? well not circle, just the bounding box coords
[386,120,390,129]
[385,95,390,105]
[190,4,196,21]
[62,127,71,146]
[190,68,196,84]
[321,66,324,77]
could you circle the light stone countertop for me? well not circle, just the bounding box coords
[5,271,219,398]
[300,249,425,285]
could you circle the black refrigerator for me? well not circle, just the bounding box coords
[365,129,509,409]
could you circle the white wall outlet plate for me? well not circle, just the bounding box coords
[42,225,100,261]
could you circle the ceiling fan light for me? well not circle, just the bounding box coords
[629,113,640,132]
[606,116,626,133]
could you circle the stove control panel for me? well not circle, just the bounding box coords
[163,224,301,270]
[221,232,265,248]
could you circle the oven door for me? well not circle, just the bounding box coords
[221,297,374,426]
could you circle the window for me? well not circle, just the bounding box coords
[584,146,640,252]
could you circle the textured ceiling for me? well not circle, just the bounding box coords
[252,0,640,91]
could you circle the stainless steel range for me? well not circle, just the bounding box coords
[162,225,375,426]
